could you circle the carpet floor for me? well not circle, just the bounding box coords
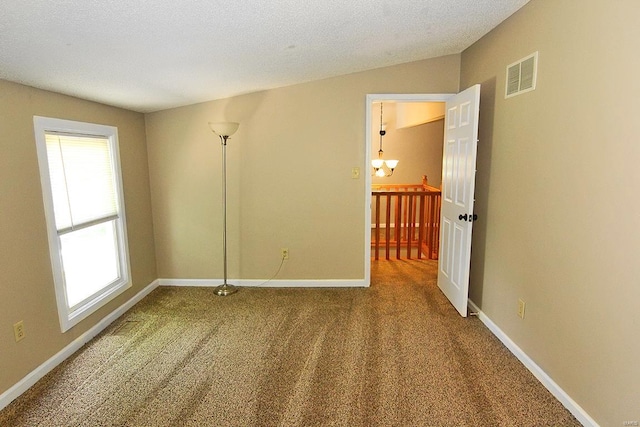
[0,259,581,426]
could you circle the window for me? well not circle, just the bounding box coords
[34,117,131,332]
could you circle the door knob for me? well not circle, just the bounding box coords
[459,213,479,222]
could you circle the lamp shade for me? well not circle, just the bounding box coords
[371,159,385,169]
[209,122,239,137]
[385,159,399,169]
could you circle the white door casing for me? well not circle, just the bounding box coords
[364,93,455,287]
[437,84,481,317]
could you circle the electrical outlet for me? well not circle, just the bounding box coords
[517,299,526,319]
[281,248,289,260]
[13,320,25,342]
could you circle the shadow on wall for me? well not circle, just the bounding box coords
[469,76,497,308]
[219,90,268,123]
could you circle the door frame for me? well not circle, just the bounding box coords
[364,93,455,286]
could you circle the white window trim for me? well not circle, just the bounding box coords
[34,116,132,332]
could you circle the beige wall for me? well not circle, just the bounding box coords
[0,79,157,395]
[461,0,640,425]
[145,55,460,280]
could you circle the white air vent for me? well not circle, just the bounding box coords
[505,51,538,98]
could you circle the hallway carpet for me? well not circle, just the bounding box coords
[0,259,580,426]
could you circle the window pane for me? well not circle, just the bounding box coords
[60,220,120,308]
[45,134,118,230]
[45,137,73,229]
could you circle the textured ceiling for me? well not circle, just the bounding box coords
[0,0,529,113]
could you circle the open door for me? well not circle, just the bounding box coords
[437,84,481,317]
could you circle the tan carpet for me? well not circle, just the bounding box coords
[0,259,580,426]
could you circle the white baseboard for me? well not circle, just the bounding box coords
[0,280,160,412]
[159,278,368,288]
[468,300,599,427]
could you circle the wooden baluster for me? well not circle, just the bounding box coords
[403,193,409,243]
[433,193,442,259]
[436,194,440,259]
[429,193,440,259]
[418,193,426,259]
[424,193,433,259]
[374,193,381,260]
[432,193,438,259]
[385,193,391,260]
[395,193,402,260]
[407,194,413,259]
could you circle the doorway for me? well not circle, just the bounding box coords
[365,86,482,318]
[364,93,454,287]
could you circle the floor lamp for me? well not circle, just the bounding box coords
[209,121,240,296]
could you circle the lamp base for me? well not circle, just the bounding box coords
[214,283,238,296]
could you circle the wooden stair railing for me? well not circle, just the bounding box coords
[371,176,441,261]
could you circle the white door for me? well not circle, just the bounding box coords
[437,84,481,317]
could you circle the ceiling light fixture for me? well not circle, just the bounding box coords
[371,103,398,177]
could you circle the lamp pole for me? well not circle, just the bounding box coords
[209,122,240,296]
[220,134,230,293]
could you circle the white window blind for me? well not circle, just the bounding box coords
[45,133,119,233]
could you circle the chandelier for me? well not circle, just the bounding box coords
[371,102,398,177]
